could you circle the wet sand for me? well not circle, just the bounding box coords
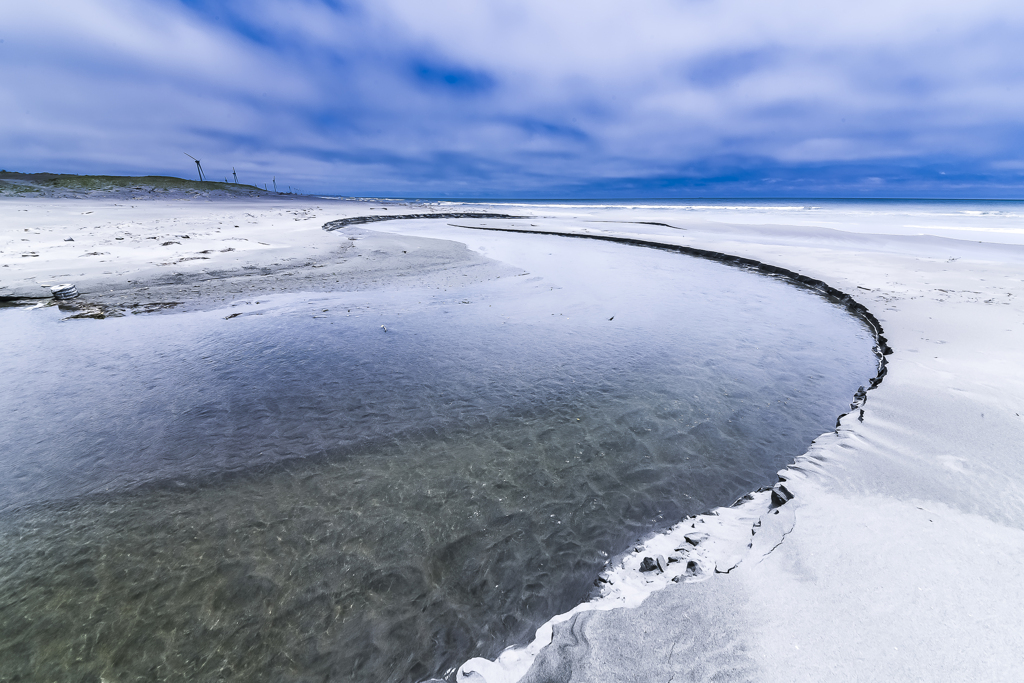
[0,197,521,316]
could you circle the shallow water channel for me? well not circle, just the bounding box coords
[0,231,878,682]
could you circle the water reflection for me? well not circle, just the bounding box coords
[0,233,877,682]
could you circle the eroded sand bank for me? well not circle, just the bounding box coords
[0,197,521,316]
[3,195,1023,681]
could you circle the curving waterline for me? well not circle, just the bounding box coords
[323,212,528,231]
[321,216,892,683]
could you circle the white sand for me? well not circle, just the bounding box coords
[4,194,1023,680]
[0,196,517,314]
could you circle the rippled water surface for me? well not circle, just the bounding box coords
[0,232,878,682]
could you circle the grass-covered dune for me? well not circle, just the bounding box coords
[0,170,273,198]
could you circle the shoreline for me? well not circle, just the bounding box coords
[415,206,1023,682]
[435,225,892,681]
[0,196,521,317]
[4,195,1023,680]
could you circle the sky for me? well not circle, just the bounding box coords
[2,0,1024,198]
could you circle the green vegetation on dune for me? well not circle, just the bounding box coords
[0,171,272,197]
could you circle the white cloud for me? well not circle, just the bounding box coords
[2,0,1023,193]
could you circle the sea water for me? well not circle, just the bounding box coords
[0,231,878,682]
[430,197,1024,245]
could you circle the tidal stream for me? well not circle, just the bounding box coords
[0,232,878,682]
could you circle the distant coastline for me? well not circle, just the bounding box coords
[0,170,273,199]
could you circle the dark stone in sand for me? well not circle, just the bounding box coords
[683,532,708,546]
[771,483,793,507]
[687,560,700,573]
[639,556,665,573]
[672,560,701,582]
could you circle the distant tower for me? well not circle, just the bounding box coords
[232,167,238,184]
[184,153,205,181]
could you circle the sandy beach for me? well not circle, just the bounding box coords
[3,193,1023,681]
[0,195,522,316]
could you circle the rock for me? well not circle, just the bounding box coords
[771,483,793,507]
[639,556,665,573]
[683,532,708,546]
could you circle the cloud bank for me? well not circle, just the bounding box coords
[3,0,1024,196]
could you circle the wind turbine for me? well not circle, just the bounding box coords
[184,153,205,182]
[232,167,238,184]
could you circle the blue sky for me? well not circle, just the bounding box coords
[2,0,1024,197]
